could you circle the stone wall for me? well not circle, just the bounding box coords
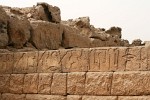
[0,45,150,100]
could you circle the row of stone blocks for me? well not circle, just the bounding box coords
[1,94,150,100]
[0,46,150,74]
[1,71,150,96]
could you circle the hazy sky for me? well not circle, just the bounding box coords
[0,0,150,43]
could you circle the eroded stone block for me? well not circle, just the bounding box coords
[2,93,25,100]
[67,72,85,95]
[13,52,38,73]
[85,72,113,95]
[0,74,10,93]
[26,94,66,100]
[118,96,150,100]
[0,53,13,74]
[37,50,61,73]
[111,71,150,95]
[38,73,52,94]
[23,73,38,93]
[9,74,24,93]
[67,95,82,100]
[51,73,67,95]
[82,96,117,100]
[60,49,89,72]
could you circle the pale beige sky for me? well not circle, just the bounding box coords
[0,0,150,42]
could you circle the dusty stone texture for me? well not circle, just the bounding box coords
[89,47,126,72]
[60,49,89,72]
[23,73,38,93]
[131,39,142,46]
[90,38,106,47]
[82,96,117,100]
[7,13,31,49]
[51,73,67,95]
[106,27,122,38]
[67,95,82,100]
[67,72,85,95]
[118,96,150,100]
[2,93,25,100]
[0,53,14,74]
[38,73,52,94]
[111,71,150,96]
[125,47,148,71]
[30,21,63,50]
[0,6,9,48]
[37,50,61,73]
[9,74,24,93]
[62,25,91,48]
[0,74,10,93]
[13,51,38,73]
[85,72,113,95]
[26,94,66,100]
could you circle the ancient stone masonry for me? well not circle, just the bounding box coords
[0,2,145,51]
[0,45,150,100]
[0,2,150,100]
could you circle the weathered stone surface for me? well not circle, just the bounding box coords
[30,21,63,50]
[2,93,25,100]
[111,71,150,95]
[60,49,89,72]
[0,6,9,48]
[37,2,61,23]
[51,73,67,95]
[23,74,38,93]
[82,96,117,100]
[118,96,150,100]
[9,74,24,93]
[67,72,85,95]
[0,74,10,93]
[131,39,142,46]
[26,94,66,100]
[124,47,148,71]
[106,27,122,38]
[90,38,106,47]
[67,95,82,100]
[13,51,38,73]
[0,53,13,74]
[7,14,31,48]
[85,72,113,95]
[62,25,91,48]
[37,50,61,73]
[38,73,52,94]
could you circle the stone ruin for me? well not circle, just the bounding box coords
[0,2,144,52]
[0,2,150,100]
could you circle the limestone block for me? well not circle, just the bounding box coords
[62,25,91,48]
[60,49,89,72]
[9,74,24,93]
[89,48,109,71]
[30,21,63,50]
[111,71,150,95]
[23,73,38,93]
[85,72,113,95]
[8,14,31,48]
[82,96,117,100]
[67,72,85,95]
[0,7,9,48]
[2,93,25,100]
[38,73,52,94]
[51,73,67,95]
[13,51,38,73]
[37,50,61,73]
[118,96,150,100]
[0,74,10,93]
[26,94,66,100]
[0,53,13,74]
[124,47,147,71]
[67,95,82,100]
